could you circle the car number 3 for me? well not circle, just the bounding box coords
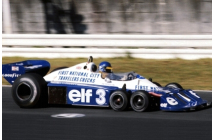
[96,89,106,105]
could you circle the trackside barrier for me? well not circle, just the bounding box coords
[2,47,212,60]
[2,34,212,59]
[2,34,212,47]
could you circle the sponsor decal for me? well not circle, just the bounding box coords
[58,71,96,77]
[96,89,106,105]
[69,89,92,103]
[2,73,20,78]
[16,63,23,65]
[160,103,167,107]
[79,78,95,83]
[58,71,69,75]
[90,73,100,78]
[12,66,19,71]
[135,85,158,92]
[76,66,82,70]
[166,97,178,105]
[189,91,200,98]
[51,113,85,118]
[192,102,197,106]
[58,71,100,83]
[26,65,42,69]
[68,88,106,105]
[58,76,96,83]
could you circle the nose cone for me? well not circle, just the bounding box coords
[160,89,208,111]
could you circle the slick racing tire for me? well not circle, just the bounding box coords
[50,67,68,73]
[165,82,183,89]
[12,73,47,108]
[110,90,128,111]
[130,90,150,112]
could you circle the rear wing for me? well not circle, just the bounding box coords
[2,60,50,85]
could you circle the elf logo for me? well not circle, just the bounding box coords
[68,89,92,103]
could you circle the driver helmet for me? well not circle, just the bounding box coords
[99,61,113,73]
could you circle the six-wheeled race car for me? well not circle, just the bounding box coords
[2,56,211,112]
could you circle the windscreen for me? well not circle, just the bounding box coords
[104,72,137,81]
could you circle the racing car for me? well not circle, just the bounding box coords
[2,56,210,112]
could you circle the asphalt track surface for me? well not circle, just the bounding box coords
[3,87,212,140]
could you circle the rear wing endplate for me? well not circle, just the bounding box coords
[2,60,50,85]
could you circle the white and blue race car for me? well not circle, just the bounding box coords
[2,56,210,112]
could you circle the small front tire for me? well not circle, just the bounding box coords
[110,90,128,111]
[130,90,150,112]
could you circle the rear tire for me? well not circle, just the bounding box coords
[110,90,128,111]
[130,90,150,112]
[12,73,47,108]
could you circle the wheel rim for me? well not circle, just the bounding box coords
[132,95,145,110]
[16,82,32,101]
[112,94,124,108]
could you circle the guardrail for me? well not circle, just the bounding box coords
[2,34,212,47]
[2,47,212,60]
[2,34,212,59]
